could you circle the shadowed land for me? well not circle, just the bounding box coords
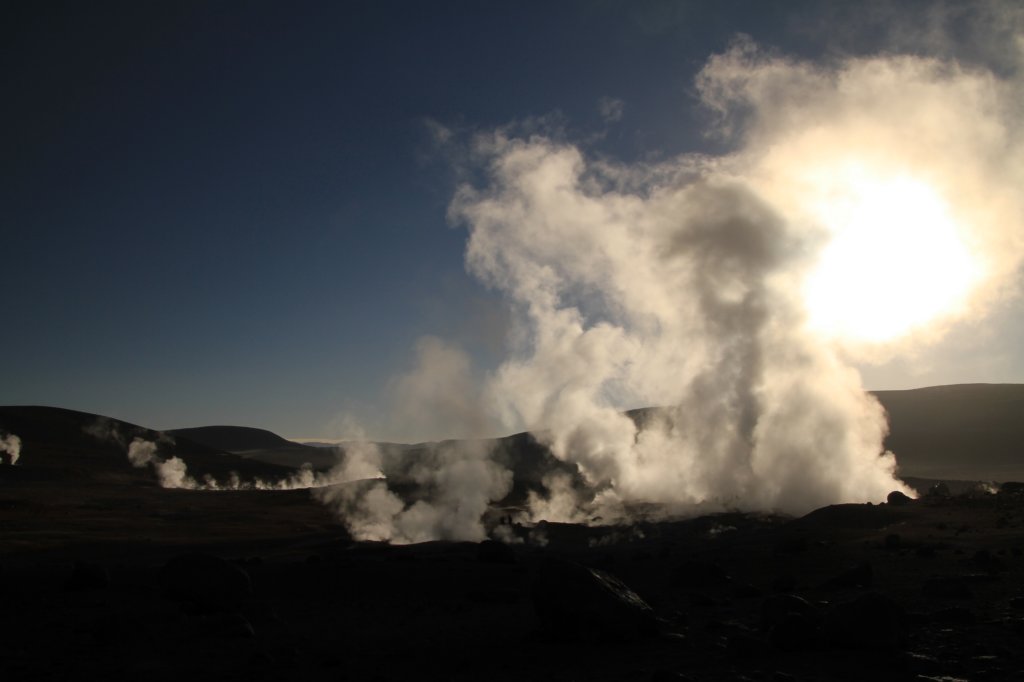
[1,385,1023,681]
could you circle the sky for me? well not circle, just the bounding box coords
[4,0,1023,441]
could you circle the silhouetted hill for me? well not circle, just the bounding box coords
[0,405,296,483]
[873,383,1024,481]
[168,425,316,453]
[0,406,221,457]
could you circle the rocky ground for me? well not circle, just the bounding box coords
[4,473,1024,681]
[4,403,1024,681]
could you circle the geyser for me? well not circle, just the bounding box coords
[322,38,1024,541]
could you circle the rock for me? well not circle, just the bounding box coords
[823,592,906,650]
[650,671,694,682]
[760,594,818,631]
[771,574,798,593]
[466,588,520,604]
[532,558,659,641]
[769,612,819,651]
[972,549,1004,573]
[884,534,902,549]
[477,539,516,564]
[190,612,256,639]
[822,562,873,590]
[670,560,730,590]
[733,581,763,599]
[761,594,820,651]
[161,553,252,613]
[64,561,110,591]
[922,576,973,600]
[887,490,913,506]
[928,606,975,625]
[999,481,1024,496]
[905,652,944,675]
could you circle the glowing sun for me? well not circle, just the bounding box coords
[803,170,982,344]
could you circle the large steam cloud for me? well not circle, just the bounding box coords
[324,35,1024,540]
[446,42,1022,519]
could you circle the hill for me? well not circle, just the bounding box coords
[168,425,316,453]
[873,383,1024,481]
[0,405,296,483]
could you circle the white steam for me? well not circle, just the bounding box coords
[315,414,512,544]
[325,34,1024,540]
[0,432,21,465]
[439,41,1023,519]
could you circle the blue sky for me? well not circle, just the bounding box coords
[4,1,1022,439]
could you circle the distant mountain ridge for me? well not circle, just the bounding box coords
[0,405,296,482]
[168,425,319,453]
[4,383,1022,485]
[873,383,1024,480]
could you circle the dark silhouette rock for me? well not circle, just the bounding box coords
[972,549,1004,573]
[887,490,912,506]
[64,561,110,591]
[733,581,763,599]
[823,592,906,650]
[670,560,730,590]
[999,481,1024,496]
[760,594,818,631]
[191,612,256,639]
[769,613,818,652]
[928,606,975,625]
[466,588,520,604]
[922,576,973,600]
[532,558,658,641]
[478,539,516,564]
[822,562,873,590]
[771,573,798,593]
[161,553,252,613]
[761,594,820,651]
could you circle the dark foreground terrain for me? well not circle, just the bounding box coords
[2,389,1024,682]
[5,482,1024,682]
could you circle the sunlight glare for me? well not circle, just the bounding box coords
[803,171,981,344]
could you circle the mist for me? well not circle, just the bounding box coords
[0,432,21,465]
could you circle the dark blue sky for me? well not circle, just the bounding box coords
[4,1,1019,437]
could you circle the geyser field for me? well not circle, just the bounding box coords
[5,2,1024,680]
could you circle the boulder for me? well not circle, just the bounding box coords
[887,490,912,506]
[821,562,873,590]
[823,592,906,650]
[922,575,973,600]
[761,594,821,650]
[477,539,516,564]
[532,558,658,641]
[64,561,110,591]
[161,553,252,613]
[760,594,818,631]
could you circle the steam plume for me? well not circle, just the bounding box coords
[314,414,512,544]
[442,41,1024,518]
[0,432,21,465]
[325,32,1024,541]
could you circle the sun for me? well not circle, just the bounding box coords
[802,168,982,344]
